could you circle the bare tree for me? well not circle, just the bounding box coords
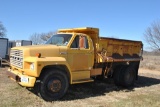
[29,31,56,45]
[40,31,57,42]
[0,21,7,38]
[29,33,44,45]
[144,20,160,51]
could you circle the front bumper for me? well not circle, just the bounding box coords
[6,69,36,87]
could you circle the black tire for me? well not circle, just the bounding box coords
[121,66,136,87]
[113,65,124,86]
[38,69,69,101]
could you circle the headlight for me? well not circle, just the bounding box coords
[30,63,34,70]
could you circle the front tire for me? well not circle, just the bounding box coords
[38,70,69,101]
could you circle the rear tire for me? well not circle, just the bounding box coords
[113,65,136,87]
[121,66,136,87]
[113,65,125,86]
[38,69,69,101]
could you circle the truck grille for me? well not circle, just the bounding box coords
[10,50,23,68]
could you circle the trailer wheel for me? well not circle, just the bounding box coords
[121,66,136,87]
[38,70,69,101]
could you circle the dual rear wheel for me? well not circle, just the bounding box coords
[113,65,136,87]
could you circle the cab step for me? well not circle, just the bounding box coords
[72,78,94,84]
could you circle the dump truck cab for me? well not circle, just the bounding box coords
[45,31,95,71]
[7,27,143,101]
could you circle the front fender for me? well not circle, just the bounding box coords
[23,57,72,81]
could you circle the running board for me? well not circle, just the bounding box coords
[72,78,94,84]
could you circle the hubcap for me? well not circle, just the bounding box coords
[48,79,62,92]
[126,72,131,80]
[126,70,133,83]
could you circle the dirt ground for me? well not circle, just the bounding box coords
[0,67,160,107]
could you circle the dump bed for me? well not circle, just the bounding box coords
[97,37,143,63]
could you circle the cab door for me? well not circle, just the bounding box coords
[67,34,94,71]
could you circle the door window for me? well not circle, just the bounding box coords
[70,35,89,49]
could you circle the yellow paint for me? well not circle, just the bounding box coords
[72,70,90,80]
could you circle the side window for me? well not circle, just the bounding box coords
[70,36,79,48]
[70,35,89,49]
[85,36,89,49]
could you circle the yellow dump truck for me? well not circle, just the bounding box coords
[6,27,143,101]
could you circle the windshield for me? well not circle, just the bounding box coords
[45,34,72,46]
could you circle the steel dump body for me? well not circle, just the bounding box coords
[97,37,142,63]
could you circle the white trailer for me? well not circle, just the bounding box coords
[16,40,32,46]
[0,38,8,66]
[8,40,32,56]
[0,38,8,59]
[9,41,16,48]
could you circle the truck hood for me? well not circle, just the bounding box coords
[12,45,67,57]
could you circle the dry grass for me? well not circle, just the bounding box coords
[0,55,160,107]
[140,55,160,70]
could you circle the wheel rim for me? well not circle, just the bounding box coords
[125,69,134,84]
[126,72,131,80]
[47,79,62,93]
